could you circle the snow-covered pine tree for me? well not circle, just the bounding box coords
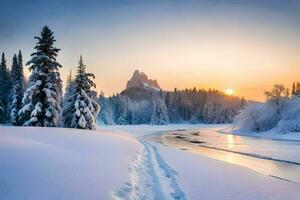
[0,53,6,122]
[62,70,73,105]
[98,93,115,125]
[61,69,75,127]
[62,56,100,130]
[202,100,223,124]
[18,26,62,127]
[116,96,131,125]
[65,69,74,96]
[150,98,169,125]
[0,53,11,123]
[18,50,28,87]
[10,53,25,125]
[10,55,18,84]
[167,88,181,122]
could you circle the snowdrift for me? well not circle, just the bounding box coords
[0,126,141,200]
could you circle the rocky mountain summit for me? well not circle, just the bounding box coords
[125,70,161,91]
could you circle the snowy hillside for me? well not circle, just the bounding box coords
[0,126,141,200]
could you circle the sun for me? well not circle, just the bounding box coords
[224,88,234,95]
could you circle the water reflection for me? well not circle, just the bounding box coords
[149,128,300,184]
[226,134,235,148]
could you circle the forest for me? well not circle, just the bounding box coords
[98,87,245,125]
[0,26,99,130]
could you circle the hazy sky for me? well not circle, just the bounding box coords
[0,0,299,101]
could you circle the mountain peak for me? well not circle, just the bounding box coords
[126,70,161,91]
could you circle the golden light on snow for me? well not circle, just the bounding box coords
[227,135,235,149]
[224,88,234,96]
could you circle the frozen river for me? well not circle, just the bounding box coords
[148,127,300,184]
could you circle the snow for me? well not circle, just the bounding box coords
[100,124,210,137]
[0,126,141,200]
[103,124,300,200]
[235,95,300,133]
[1,124,300,200]
[62,57,99,130]
[221,124,300,141]
[126,70,161,91]
[156,144,300,200]
[114,139,187,200]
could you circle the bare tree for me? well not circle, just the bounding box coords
[264,84,289,121]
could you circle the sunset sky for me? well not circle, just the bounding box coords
[0,0,299,101]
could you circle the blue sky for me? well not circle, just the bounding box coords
[1,0,300,100]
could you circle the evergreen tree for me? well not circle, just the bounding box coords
[65,69,74,94]
[295,82,300,97]
[150,98,169,125]
[17,50,27,86]
[115,95,132,125]
[62,69,75,126]
[98,93,115,125]
[10,53,25,125]
[0,53,6,122]
[0,53,11,122]
[62,56,99,129]
[10,54,18,83]
[292,82,296,97]
[62,69,74,101]
[18,26,62,126]
[165,91,170,108]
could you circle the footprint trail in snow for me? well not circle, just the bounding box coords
[113,139,188,200]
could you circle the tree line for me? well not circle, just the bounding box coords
[98,87,245,125]
[0,26,99,129]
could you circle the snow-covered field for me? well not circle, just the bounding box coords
[0,126,141,200]
[1,124,300,200]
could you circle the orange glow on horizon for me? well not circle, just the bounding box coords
[224,88,234,96]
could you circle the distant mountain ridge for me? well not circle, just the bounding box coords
[125,70,161,91]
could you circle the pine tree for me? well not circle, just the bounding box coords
[0,53,11,122]
[63,69,74,101]
[116,96,131,125]
[61,69,75,126]
[62,56,100,129]
[10,55,18,84]
[65,69,74,95]
[10,52,25,125]
[295,82,300,97]
[98,93,115,125]
[0,53,6,122]
[292,82,296,97]
[18,26,62,127]
[150,98,169,125]
[18,50,27,87]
